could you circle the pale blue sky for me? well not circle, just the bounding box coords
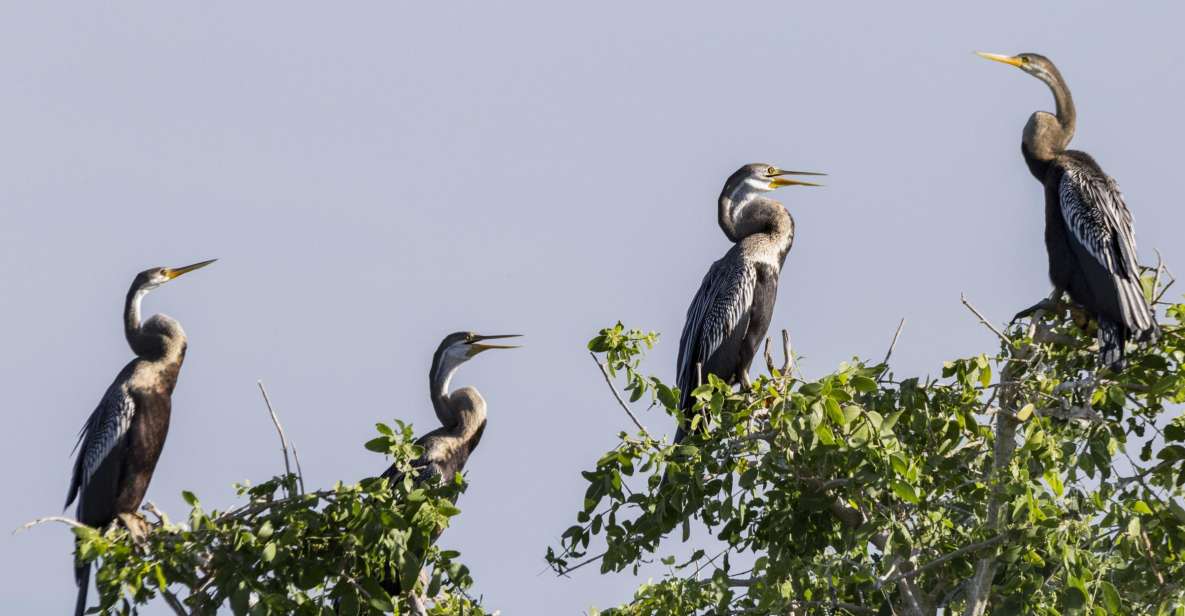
[2,2,1184,613]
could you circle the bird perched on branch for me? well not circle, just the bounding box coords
[376,331,519,605]
[64,259,215,616]
[977,52,1158,371]
[674,164,822,443]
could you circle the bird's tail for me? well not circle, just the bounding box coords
[74,560,90,616]
[1098,318,1128,373]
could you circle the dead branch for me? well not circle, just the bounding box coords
[258,381,304,495]
[14,516,88,534]
[589,352,650,437]
[883,318,906,366]
[960,294,1010,346]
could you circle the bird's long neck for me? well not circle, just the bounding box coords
[1046,72,1076,141]
[124,285,153,356]
[1023,71,1076,165]
[430,357,462,428]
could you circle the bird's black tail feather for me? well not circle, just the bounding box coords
[74,561,90,616]
[1098,318,1127,372]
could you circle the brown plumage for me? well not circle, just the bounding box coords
[64,259,214,616]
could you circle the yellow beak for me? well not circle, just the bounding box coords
[768,168,825,189]
[975,51,1024,68]
[164,259,217,280]
[469,334,523,355]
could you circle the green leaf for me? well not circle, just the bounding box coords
[358,576,395,612]
[261,542,276,562]
[824,397,846,426]
[1043,469,1064,498]
[1099,581,1121,613]
[1132,500,1154,515]
[851,375,877,393]
[891,480,919,505]
[153,564,167,591]
[364,437,390,453]
[181,491,199,507]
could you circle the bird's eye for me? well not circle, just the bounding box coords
[767,167,777,176]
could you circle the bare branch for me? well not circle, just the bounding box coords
[14,516,88,534]
[780,329,793,375]
[960,294,1010,346]
[589,352,650,437]
[880,534,1007,588]
[257,381,304,495]
[160,587,190,616]
[964,301,1051,616]
[882,318,906,366]
[763,336,776,374]
[557,550,606,577]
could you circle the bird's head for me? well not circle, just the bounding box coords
[723,163,825,199]
[975,52,1062,86]
[132,259,217,294]
[433,331,521,377]
[718,164,824,234]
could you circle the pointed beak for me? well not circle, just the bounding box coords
[469,334,523,354]
[768,168,826,188]
[163,259,217,280]
[976,51,1024,68]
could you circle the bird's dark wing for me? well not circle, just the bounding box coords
[65,386,136,526]
[1058,161,1156,333]
[676,253,757,408]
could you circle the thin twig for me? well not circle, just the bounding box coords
[879,534,1007,588]
[589,352,650,437]
[160,587,190,615]
[14,516,88,534]
[780,330,793,375]
[882,318,906,366]
[960,294,1010,345]
[257,381,304,495]
[558,550,606,576]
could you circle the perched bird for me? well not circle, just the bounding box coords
[64,259,215,616]
[377,332,519,599]
[674,164,822,443]
[978,52,1158,370]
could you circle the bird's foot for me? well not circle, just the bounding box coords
[117,512,151,544]
[1011,298,1062,323]
[740,371,753,391]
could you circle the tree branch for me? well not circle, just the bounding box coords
[589,352,650,437]
[14,516,88,533]
[257,381,304,495]
[880,534,1007,588]
[883,317,906,366]
[963,303,1049,616]
[960,294,1010,346]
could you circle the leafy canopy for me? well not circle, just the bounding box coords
[71,421,492,616]
[551,286,1185,615]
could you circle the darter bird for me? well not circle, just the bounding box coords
[674,164,822,443]
[977,52,1157,371]
[64,259,215,616]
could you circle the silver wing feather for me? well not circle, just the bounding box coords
[677,254,757,399]
[66,385,136,511]
[1058,162,1155,332]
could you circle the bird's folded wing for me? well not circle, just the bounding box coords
[1059,164,1153,331]
[65,387,136,511]
[676,256,756,402]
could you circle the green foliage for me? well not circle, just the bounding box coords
[553,287,1185,614]
[74,421,492,615]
